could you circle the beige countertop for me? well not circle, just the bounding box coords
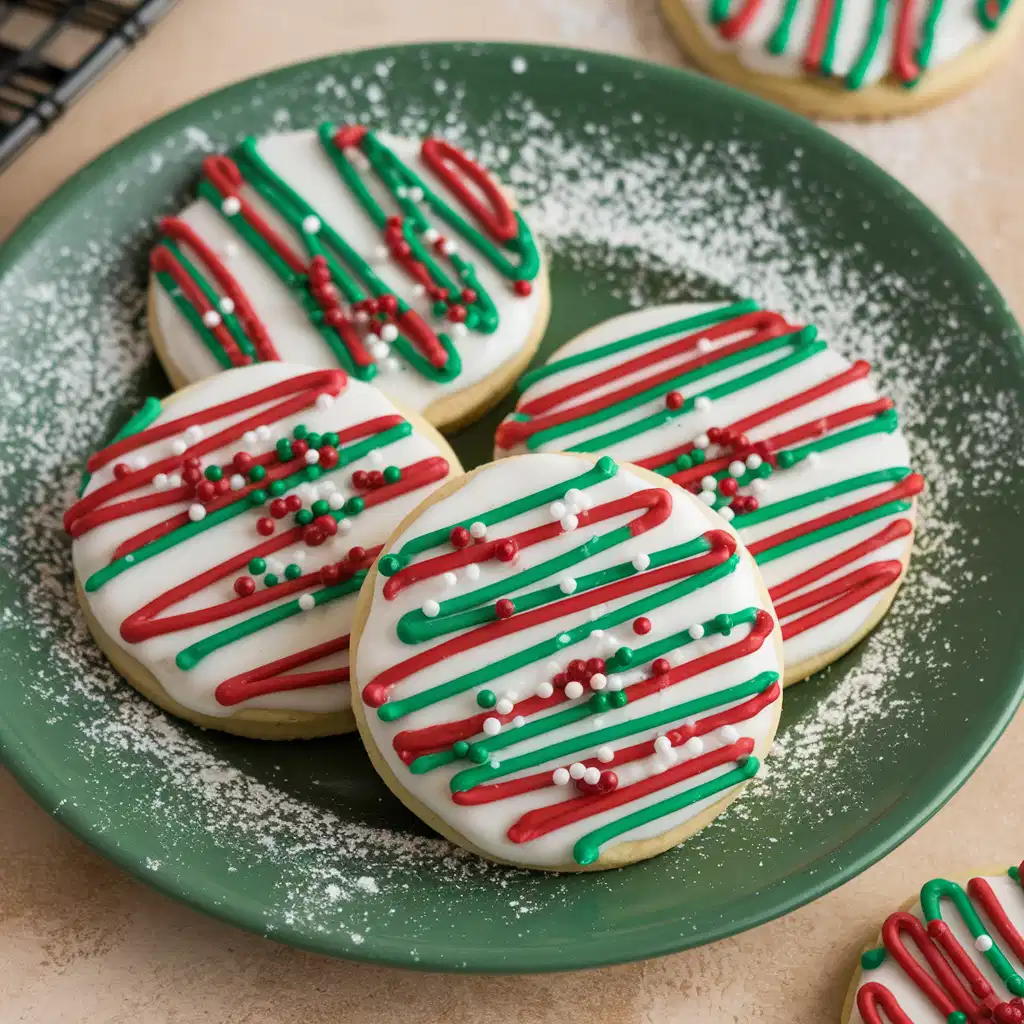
[1,1,1022,1020]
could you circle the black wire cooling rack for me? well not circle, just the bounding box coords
[0,0,177,172]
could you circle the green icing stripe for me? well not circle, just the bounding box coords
[84,422,411,593]
[574,756,760,865]
[518,300,757,393]
[845,0,889,89]
[978,0,1012,29]
[398,533,711,644]
[557,334,824,454]
[391,456,619,563]
[449,672,775,792]
[776,408,899,468]
[767,0,802,52]
[820,0,847,75]
[79,397,163,498]
[915,0,946,70]
[709,0,733,24]
[175,572,364,670]
[921,878,1024,996]
[733,466,911,529]
[378,552,741,724]
[155,267,235,371]
[409,606,760,774]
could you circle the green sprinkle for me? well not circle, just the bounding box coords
[596,455,617,477]
[323,432,339,446]
[205,465,223,482]
[476,690,497,709]
[675,454,692,470]
[264,573,279,587]
[276,439,293,461]
[691,449,705,465]
[777,450,796,469]
[268,480,286,497]
[285,563,302,580]
[452,740,470,757]
[248,557,266,574]
[948,1014,968,1024]
[312,499,330,516]
[248,489,267,507]
[379,554,403,576]
[296,509,314,526]
[469,745,489,764]
[306,432,322,449]
[248,464,266,482]
[293,424,308,440]
[383,465,401,484]
[615,646,634,666]
[345,496,365,515]
[609,690,628,709]
[1010,865,1020,881]
[432,300,447,316]
[589,692,610,712]
[305,466,321,481]
[860,947,886,970]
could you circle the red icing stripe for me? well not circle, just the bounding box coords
[968,876,1024,963]
[856,982,915,1024]
[891,0,921,84]
[215,635,351,706]
[718,0,765,38]
[803,0,838,72]
[362,529,737,708]
[420,137,518,243]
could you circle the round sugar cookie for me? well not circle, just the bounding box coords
[350,451,784,871]
[67,362,461,739]
[660,0,1024,119]
[841,860,1024,1022]
[148,125,550,432]
[496,301,923,686]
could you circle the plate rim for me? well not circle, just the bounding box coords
[1,39,1023,973]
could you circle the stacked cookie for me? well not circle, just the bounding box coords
[69,125,920,870]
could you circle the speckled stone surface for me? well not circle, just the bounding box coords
[1,1,1022,1019]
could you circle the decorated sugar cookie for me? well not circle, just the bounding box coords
[149,126,549,431]
[660,0,1022,118]
[496,302,924,685]
[350,452,784,871]
[67,363,459,739]
[843,862,1024,1022]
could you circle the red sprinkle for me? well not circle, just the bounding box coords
[234,576,256,597]
[113,462,132,479]
[652,658,671,675]
[285,494,302,513]
[450,526,471,549]
[665,391,684,410]
[495,598,515,620]
[269,498,289,519]
[719,477,739,497]
[514,280,532,297]
[633,616,652,635]
[495,539,518,562]
[256,517,275,536]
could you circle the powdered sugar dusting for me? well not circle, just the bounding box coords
[0,46,1020,962]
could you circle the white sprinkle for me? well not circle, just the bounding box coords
[422,600,440,618]
[631,553,650,571]
[719,506,735,522]
[729,460,746,478]
[469,521,487,539]
[536,681,554,699]
[242,430,258,447]
[583,767,601,786]
[152,473,168,490]
[695,396,712,411]
[565,488,584,505]
[443,572,458,587]
[511,56,528,74]
[591,629,604,639]
[185,425,203,443]
[168,473,182,488]
[688,624,705,640]
[694,433,710,449]
[201,311,221,331]
[171,438,187,456]
[218,296,235,315]
[597,746,614,763]
[302,215,321,234]
[304,449,320,465]
[552,768,570,786]
[440,238,457,256]
[564,681,584,699]
[408,186,424,202]
[684,736,705,757]
[560,514,579,532]
[701,475,717,490]
[697,338,714,353]
[315,393,334,411]
[975,935,993,952]
[512,716,525,728]
[496,698,514,715]
[453,322,469,338]
[549,501,566,519]
[370,341,390,361]
[221,196,241,216]
[298,594,315,611]
[752,478,768,496]
[464,564,481,582]
[699,490,717,506]
[423,227,440,244]
[589,673,607,691]
[327,492,345,510]
[558,577,577,595]
[337,518,352,533]
[746,453,763,470]
[380,323,399,343]
[256,426,271,441]
[568,762,586,780]
[558,633,571,646]
[654,735,673,756]
[368,450,383,466]
[229,474,246,491]
[606,675,623,691]
[719,725,740,744]
[188,503,206,522]
[482,717,501,736]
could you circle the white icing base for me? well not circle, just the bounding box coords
[850,873,1024,1022]
[354,454,783,868]
[675,0,990,87]
[500,303,915,671]
[73,363,452,719]
[151,131,544,415]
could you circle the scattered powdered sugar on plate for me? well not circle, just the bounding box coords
[0,50,1020,956]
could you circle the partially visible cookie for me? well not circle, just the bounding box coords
[496,301,923,685]
[842,862,1024,1022]
[149,126,549,432]
[660,0,1024,119]
[350,451,784,871]
[67,362,460,739]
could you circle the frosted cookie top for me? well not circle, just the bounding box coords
[149,126,545,423]
[353,452,783,869]
[67,363,455,723]
[850,863,1024,1023]
[497,301,923,678]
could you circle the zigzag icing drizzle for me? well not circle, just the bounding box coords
[853,864,1024,1023]
[150,127,542,414]
[685,0,1013,90]
[68,364,452,719]
[354,453,783,868]
[497,302,923,673]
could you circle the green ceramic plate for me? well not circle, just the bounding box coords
[1,43,1022,973]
